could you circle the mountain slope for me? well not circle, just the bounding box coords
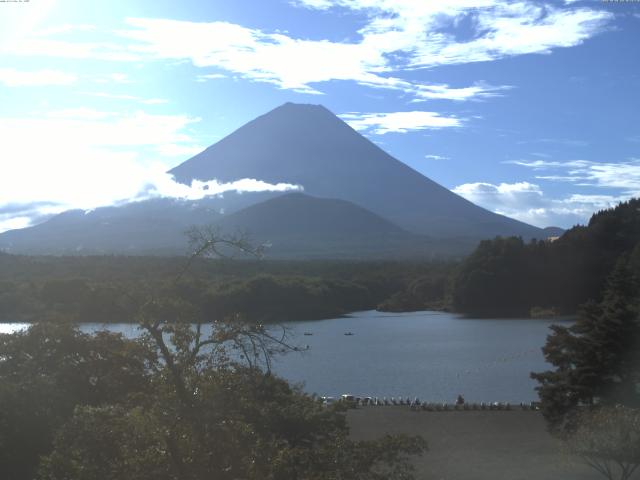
[170,102,543,239]
[0,199,222,255]
[217,193,472,258]
[0,193,473,258]
[219,192,404,237]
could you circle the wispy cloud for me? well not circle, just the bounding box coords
[357,75,510,102]
[508,158,640,193]
[295,1,612,68]
[0,175,303,233]
[453,181,543,208]
[425,154,449,160]
[340,111,462,134]
[517,138,589,147]
[0,68,76,86]
[3,1,610,100]
[467,157,640,226]
[140,176,302,203]
[452,180,628,228]
[196,73,227,82]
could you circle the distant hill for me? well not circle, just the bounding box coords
[220,192,405,237]
[0,198,221,255]
[0,193,474,258]
[170,102,544,240]
[217,193,473,258]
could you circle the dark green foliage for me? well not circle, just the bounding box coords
[0,321,425,480]
[38,369,426,480]
[451,237,538,316]
[0,324,150,480]
[531,259,640,433]
[0,256,454,322]
[451,198,640,316]
[377,273,448,312]
[205,274,372,321]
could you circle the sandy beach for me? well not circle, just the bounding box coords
[348,407,622,480]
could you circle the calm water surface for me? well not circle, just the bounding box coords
[1,310,569,403]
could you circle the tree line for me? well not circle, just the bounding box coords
[0,254,454,324]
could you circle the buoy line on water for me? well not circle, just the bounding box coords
[318,396,540,411]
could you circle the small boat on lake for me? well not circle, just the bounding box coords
[344,332,354,336]
[303,332,313,336]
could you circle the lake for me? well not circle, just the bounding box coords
[0,310,568,403]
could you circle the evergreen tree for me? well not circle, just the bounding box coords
[531,257,640,433]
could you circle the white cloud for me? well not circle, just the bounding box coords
[354,75,510,101]
[5,1,609,100]
[0,109,304,232]
[425,154,449,160]
[0,174,303,233]
[451,180,628,228]
[295,1,612,67]
[508,158,640,193]
[117,2,610,97]
[196,73,227,82]
[0,68,76,86]
[0,216,33,233]
[340,110,462,134]
[141,175,302,202]
[453,181,542,206]
[410,82,511,102]
[0,110,199,218]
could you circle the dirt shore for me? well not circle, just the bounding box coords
[348,407,624,480]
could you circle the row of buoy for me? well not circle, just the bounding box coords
[320,395,540,411]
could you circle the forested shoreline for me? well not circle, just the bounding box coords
[0,254,454,323]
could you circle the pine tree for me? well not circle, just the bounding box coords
[531,256,640,433]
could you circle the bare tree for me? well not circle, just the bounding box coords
[566,406,640,480]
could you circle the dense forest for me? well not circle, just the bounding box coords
[0,253,454,323]
[450,199,640,317]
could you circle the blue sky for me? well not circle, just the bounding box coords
[0,0,639,232]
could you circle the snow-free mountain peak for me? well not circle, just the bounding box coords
[170,102,543,239]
